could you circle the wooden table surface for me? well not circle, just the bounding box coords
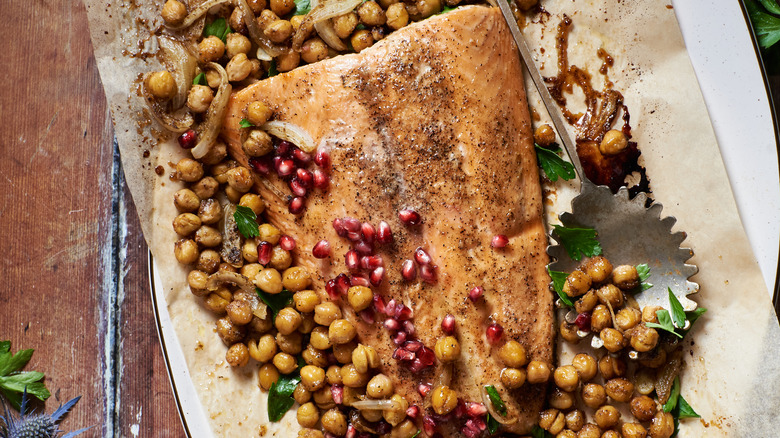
[0,1,776,437]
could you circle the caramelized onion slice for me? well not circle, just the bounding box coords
[236,0,288,59]
[158,36,197,109]
[655,349,682,404]
[220,203,244,267]
[141,87,194,133]
[350,399,403,411]
[206,271,255,294]
[191,62,232,159]
[480,387,518,426]
[165,0,232,30]
[262,120,316,153]
[292,0,363,50]
[310,0,347,51]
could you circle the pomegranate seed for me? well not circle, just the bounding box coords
[441,314,456,335]
[257,241,272,265]
[324,433,337,438]
[292,148,311,165]
[312,240,331,258]
[392,331,407,345]
[408,358,426,373]
[398,209,421,226]
[455,400,467,418]
[332,218,347,237]
[354,240,373,256]
[486,323,504,344]
[465,402,487,417]
[472,416,487,431]
[418,383,432,397]
[289,178,308,197]
[288,197,305,214]
[414,247,432,265]
[491,234,509,248]
[396,305,413,321]
[335,273,351,295]
[343,217,361,233]
[406,405,420,419]
[276,140,293,157]
[359,308,375,324]
[325,279,339,300]
[296,168,313,188]
[177,129,197,149]
[574,312,592,331]
[361,222,376,243]
[345,250,360,271]
[423,416,437,436]
[279,235,296,251]
[385,299,397,317]
[360,255,383,270]
[417,346,436,366]
[468,286,484,302]
[403,320,415,336]
[373,295,387,314]
[350,274,370,287]
[384,319,400,331]
[313,169,329,190]
[249,157,272,174]
[277,159,295,177]
[420,264,437,283]
[331,384,344,405]
[403,340,422,352]
[393,347,414,361]
[314,149,331,169]
[370,267,384,286]
[462,425,478,438]
[401,259,417,281]
[377,221,393,245]
[347,231,363,242]
[345,425,357,438]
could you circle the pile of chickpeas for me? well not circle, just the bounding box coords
[536,255,679,438]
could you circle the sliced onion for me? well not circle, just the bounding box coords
[236,0,288,58]
[165,0,232,30]
[310,0,347,51]
[292,0,363,50]
[262,120,316,153]
[480,387,518,426]
[206,271,255,293]
[434,363,453,389]
[141,86,194,133]
[350,399,403,411]
[655,349,682,404]
[220,203,244,266]
[158,37,197,109]
[191,62,232,159]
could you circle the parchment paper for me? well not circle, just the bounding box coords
[83,0,780,436]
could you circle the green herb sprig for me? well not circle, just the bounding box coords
[234,205,260,238]
[239,118,254,128]
[552,224,602,261]
[535,143,576,182]
[645,288,707,339]
[746,0,780,49]
[0,341,51,410]
[547,267,574,307]
[268,373,301,421]
[484,385,507,417]
[203,17,231,43]
[636,263,653,291]
[256,288,294,318]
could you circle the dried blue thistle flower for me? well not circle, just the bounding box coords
[0,389,89,438]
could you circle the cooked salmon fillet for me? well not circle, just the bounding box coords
[222,5,554,435]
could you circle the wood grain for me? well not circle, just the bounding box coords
[0,0,183,436]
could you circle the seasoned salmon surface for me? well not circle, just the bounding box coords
[222,6,554,434]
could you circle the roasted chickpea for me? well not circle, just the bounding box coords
[198,198,222,224]
[390,418,415,436]
[273,352,297,374]
[641,306,663,324]
[194,225,222,247]
[591,305,612,333]
[186,84,213,113]
[563,270,592,297]
[578,424,602,438]
[302,344,328,368]
[269,246,292,270]
[250,315,274,336]
[431,385,458,415]
[310,326,332,350]
[597,284,624,308]
[366,373,393,398]
[539,409,565,434]
[270,0,295,15]
[242,240,258,263]
[501,367,526,389]
[191,176,218,200]
[313,385,336,409]
[299,365,326,392]
[584,256,613,283]
[314,302,342,326]
[290,384,309,405]
[385,3,409,30]
[350,30,374,53]
[601,431,621,438]
[226,343,249,367]
[416,0,441,18]
[258,363,280,390]
[255,268,283,294]
[297,402,319,428]
[196,249,220,273]
[225,52,252,82]
[582,383,607,409]
[276,51,300,72]
[249,334,277,362]
[565,409,585,432]
[560,321,581,344]
[301,37,329,64]
[241,263,262,280]
[571,353,597,382]
[345,285,373,311]
[554,365,580,392]
[176,158,204,182]
[298,313,316,334]
[264,19,294,44]
[613,265,640,290]
[294,290,320,313]
[615,307,642,331]
[594,405,620,430]
[357,1,386,26]
[257,9,279,30]
[558,430,577,438]
[634,369,656,395]
[276,307,303,335]
[299,429,324,438]
[649,411,674,438]
[243,129,273,158]
[333,341,357,364]
[276,331,303,355]
[215,317,243,345]
[225,166,252,193]
[575,290,599,314]
[527,360,552,383]
[352,344,379,373]
[199,35,225,62]
[225,33,251,59]
[605,377,634,403]
[204,289,230,314]
[174,189,200,212]
[329,319,356,344]
[226,300,253,325]
[161,0,187,25]
[187,269,209,295]
[145,71,176,100]
[630,324,659,352]
[331,13,357,40]
[434,336,461,363]
[258,223,281,244]
[172,213,201,236]
[534,124,556,147]
[341,363,369,388]
[548,387,575,410]
[323,365,342,386]
[598,355,626,380]
[342,386,364,407]
[499,340,528,368]
[622,423,648,438]
[211,161,235,183]
[600,130,629,155]
[321,408,347,436]
[630,395,657,422]
[282,267,311,291]
[600,328,626,353]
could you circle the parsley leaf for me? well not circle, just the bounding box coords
[668,288,686,329]
[677,394,700,419]
[411,431,421,438]
[0,341,51,410]
[535,143,576,182]
[268,373,301,421]
[239,118,254,128]
[438,5,457,14]
[760,0,780,14]
[203,18,231,43]
[547,267,574,307]
[486,413,500,434]
[747,0,780,49]
[192,72,206,85]
[552,225,602,261]
[646,309,683,339]
[234,205,260,238]
[663,377,700,438]
[679,307,707,338]
[663,377,681,413]
[531,425,553,438]
[257,288,294,318]
[636,263,653,291]
[268,60,279,78]
[294,0,311,15]
[484,385,507,417]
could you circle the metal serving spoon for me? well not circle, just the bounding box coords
[493,0,699,311]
